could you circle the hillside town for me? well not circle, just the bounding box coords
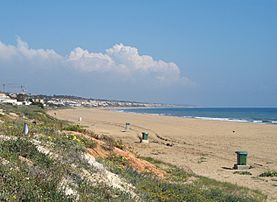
[0,91,169,108]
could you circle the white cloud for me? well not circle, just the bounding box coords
[0,38,186,84]
[0,37,62,62]
[68,47,114,72]
[68,43,182,82]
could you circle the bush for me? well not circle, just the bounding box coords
[233,171,252,175]
[259,170,277,177]
[63,124,86,133]
[0,138,54,168]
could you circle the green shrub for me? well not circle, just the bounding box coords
[233,171,252,175]
[100,135,125,151]
[63,124,86,133]
[0,165,67,201]
[0,138,54,168]
[259,170,277,177]
[78,181,132,201]
[100,156,265,202]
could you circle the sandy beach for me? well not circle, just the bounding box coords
[48,108,277,200]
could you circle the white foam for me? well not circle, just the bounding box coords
[192,116,249,123]
[115,110,124,112]
[116,109,277,125]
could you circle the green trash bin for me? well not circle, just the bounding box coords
[235,151,248,165]
[142,132,149,140]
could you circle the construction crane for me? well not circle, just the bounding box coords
[2,83,26,93]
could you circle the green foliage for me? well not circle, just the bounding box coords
[101,156,265,202]
[233,171,252,175]
[107,166,261,202]
[53,133,85,152]
[0,121,24,137]
[63,124,86,133]
[259,170,277,177]
[0,139,67,201]
[141,156,191,182]
[101,135,125,151]
[107,154,129,165]
[78,181,132,201]
[0,138,53,168]
[0,104,67,131]
[0,164,67,201]
[195,176,266,201]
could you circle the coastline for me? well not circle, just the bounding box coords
[112,107,277,125]
[48,107,277,200]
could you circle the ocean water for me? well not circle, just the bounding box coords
[120,107,277,124]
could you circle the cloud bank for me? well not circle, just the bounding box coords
[0,37,182,82]
[69,44,181,82]
[0,37,189,102]
[0,37,61,63]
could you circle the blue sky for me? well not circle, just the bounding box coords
[0,0,276,106]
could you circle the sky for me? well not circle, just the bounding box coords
[0,0,276,106]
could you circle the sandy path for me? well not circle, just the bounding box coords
[48,108,277,201]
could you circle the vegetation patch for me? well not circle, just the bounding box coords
[100,135,125,151]
[141,156,191,181]
[234,171,252,175]
[101,156,265,202]
[259,170,277,177]
[0,138,53,168]
[63,124,86,133]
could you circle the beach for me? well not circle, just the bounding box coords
[48,108,277,200]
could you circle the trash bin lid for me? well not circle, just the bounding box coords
[235,151,248,155]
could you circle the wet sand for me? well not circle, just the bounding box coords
[48,108,277,201]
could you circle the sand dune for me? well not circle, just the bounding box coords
[48,108,277,201]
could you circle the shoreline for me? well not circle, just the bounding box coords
[112,107,277,125]
[48,107,277,200]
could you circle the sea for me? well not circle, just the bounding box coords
[118,107,277,124]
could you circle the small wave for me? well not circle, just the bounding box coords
[228,119,249,123]
[113,110,124,112]
[119,109,277,125]
[183,116,194,118]
[186,117,275,124]
[191,116,249,123]
[253,120,263,124]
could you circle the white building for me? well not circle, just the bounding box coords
[0,93,23,105]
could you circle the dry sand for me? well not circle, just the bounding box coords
[48,108,277,201]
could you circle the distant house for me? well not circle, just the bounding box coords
[17,93,29,102]
[0,92,6,97]
[31,98,45,104]
[0,92,11,102]
[30,98,45,107]
[0,92,31,106]
[0,93,22,105]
